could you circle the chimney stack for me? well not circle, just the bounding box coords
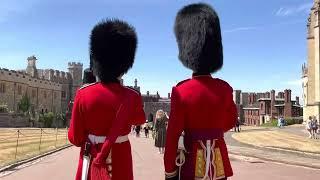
[284,89,290,103]
[296,96,300,105]
[284,89,293,118]
[168,93,171,99]
[265,92,270,98]
[253,93,257,102]
[270,90,275,118]
[147,91,150,96]
[288,90,292,102]
[248,93,253,105]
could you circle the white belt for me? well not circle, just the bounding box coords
[88,134,129,144]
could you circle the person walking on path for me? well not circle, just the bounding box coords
[154,110,168,154]
[135,125,141,137]
[234,117,241,132]
[306,116,313,139]
[144,123,150,138]
[278,116,286,128]
[311,116,318,139]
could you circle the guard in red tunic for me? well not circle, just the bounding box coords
[164,3,237,180]
[68,19,145,180]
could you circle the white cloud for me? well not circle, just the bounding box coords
[275,2,313,17]
[285,79,303,86]
[223,26,260,33]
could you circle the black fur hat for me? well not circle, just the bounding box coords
[83,68,96,84]
[90,19,137,83]
[174,3,223,73]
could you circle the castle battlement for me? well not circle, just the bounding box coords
[0,67,61,89]
[68,62,83,68]
[0,56,83,115]
[27,55,37,61]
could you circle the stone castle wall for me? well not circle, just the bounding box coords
[143,101,171,121]
[0,68,63,113]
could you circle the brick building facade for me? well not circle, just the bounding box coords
[234,89,302,126]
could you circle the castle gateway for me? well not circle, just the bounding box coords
[0,56,83,114]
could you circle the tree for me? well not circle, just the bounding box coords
[18,94,31,113]
[58,113,67,127]
[43,112,54,128]
[0,103,8,113]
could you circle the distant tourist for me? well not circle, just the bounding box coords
[311,116,318,139]
[278,116,285,128]
[144,123,150,138]
[318,116,320,135]
[135,125,141,137]
[234,117,241,132]
[154,110,168,154]
[306,116,313,138]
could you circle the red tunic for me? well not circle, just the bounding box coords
[164,75,237,178]
[68,82,145,180]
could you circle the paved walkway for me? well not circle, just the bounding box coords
[1,135,320,180]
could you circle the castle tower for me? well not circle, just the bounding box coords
[26,55,38,78]
[133,78,141,92]
[303,0,320,122]
[233,90,242,104]
[134,79,138,88]
[68,62,83,99]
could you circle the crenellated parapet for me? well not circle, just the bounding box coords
[0,67,61,90]
[68,62,83,69]
[66,72,72,81]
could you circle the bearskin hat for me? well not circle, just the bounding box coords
[174,3,223,73]
[90,19,137,83]
[83,68,96,84]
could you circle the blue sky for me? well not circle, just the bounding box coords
[0,0,313,100]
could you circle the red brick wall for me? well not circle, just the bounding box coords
[284,89,292,118]
[270,90,275,118]
[244,109,260,126]
[260,101,266,115]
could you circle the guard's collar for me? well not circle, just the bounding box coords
[192,72,212,78]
